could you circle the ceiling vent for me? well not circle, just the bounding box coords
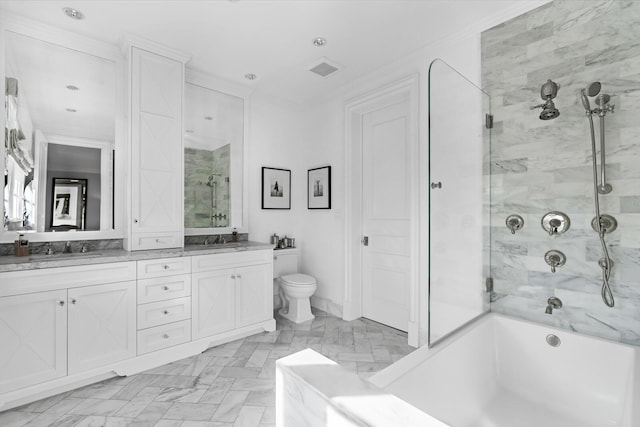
[308,57,342,78]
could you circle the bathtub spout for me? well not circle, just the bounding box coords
[545,297,563,314]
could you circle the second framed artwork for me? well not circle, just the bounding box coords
[308,166,331,209]
[262,167,291,209]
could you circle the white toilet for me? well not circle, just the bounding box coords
[273,248,317,323]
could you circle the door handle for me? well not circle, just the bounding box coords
[362,236,369,246]
[431,181,442,189]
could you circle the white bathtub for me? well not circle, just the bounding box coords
[370,313,640,427]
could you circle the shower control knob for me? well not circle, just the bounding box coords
[544,250,566,273]
[431,182,442,189]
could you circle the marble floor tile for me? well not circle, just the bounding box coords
[0,310,414,426]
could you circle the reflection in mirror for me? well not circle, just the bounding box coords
[184,83,243,229]
[3,31,116,233]
[50,178,87,231]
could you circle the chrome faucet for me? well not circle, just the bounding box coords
[545,297,563,314]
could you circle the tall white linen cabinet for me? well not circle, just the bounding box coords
[125,39,190,250]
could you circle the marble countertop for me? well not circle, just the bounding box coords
[0,241,274,272]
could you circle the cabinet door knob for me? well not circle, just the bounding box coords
[70,298,77,304]
[163,334,169,339]
[162,286,169,291]
[163,265,169,270]
[56,300,65,307]
[156,239,161,243]
[230,275,236,279]
[163,310,169,315]
[134,219,139,223]
[236,274,242,279]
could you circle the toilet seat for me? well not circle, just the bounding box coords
[281,273,316,286]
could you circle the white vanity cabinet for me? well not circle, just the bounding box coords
[192,250,273,340]
[67,281,136,374]
[136,257,192,355]
[0,290,67,394]
[0,262,136,394]
[127,43,189,250]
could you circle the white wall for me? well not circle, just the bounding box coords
[247,2,549,341]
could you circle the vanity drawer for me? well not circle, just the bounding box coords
[137,297,191,329]
[132,232,183,251]
[192,250,272,273]
[137,257,191,279]
[137,274,191,304]
[137,319,191,355]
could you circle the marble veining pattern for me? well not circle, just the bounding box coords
[483,0,640,345]
[0,310,414,426]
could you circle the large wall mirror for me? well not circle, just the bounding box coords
[184,77,247,234]
[2,26,122,242]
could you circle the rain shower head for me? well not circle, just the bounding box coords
[586,81,602,97]
[531,79,560,120]
[539,100,560,120]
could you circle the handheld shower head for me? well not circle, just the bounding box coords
[580,88,592,111]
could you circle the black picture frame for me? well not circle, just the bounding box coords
[50,177,87,231]
[307,166,331,209]
[262,167,291,209]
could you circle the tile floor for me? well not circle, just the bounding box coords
[0,310,415,427]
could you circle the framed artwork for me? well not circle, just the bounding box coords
[262,167,291,209]
[308,166,331,209]
[50,178,87,230]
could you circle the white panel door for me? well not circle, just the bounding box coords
[67,281,136,374]
[0,290,67,393]
[236,264,272,328]
[362,98,411,331]
[192,268,236,339]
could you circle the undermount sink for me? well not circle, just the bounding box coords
[33,251,103,259]
[184,242,246,251]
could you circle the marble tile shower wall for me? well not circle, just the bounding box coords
[482,0,640,345]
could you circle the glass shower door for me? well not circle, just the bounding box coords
[428,59,491,346]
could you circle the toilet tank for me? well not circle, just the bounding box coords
[273,248,299,278]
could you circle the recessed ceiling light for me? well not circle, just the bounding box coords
[66,108,77,113]
[244,73,257,81]
[63,7,85,20]
[204,116,213,121]
[312,37,327,47]
[66,85,79,91]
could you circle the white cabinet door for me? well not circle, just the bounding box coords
[192,269,235,339]
[0,290,67,393]
[236,263,272,328]
[130,47,184,250]
[67,281,136,374]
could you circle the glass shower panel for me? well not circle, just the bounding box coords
[428,59,491,347]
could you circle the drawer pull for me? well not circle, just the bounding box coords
[236,274,242,279]
[163,334,169,339]
[163,310,169,315]
[56,300,65,307]
[163,265,169,270]
[163,286,170,291]
[70,298,77,304]
[230,275,236,279]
